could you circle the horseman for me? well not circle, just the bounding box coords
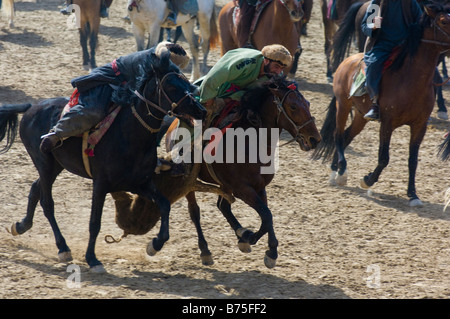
[197,44,292,117]
[361,0,422,121]
[40,42,190,153]
[61,0,113,18]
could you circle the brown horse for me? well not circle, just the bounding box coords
[320,0,363,81]
[70,0,101,70]
[218,0,303,77]
[312,2,450,207]
[110,76,321,268]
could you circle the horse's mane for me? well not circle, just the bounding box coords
[238,75,298,117]
[389,1,444,71]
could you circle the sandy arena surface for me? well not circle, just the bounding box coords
[0,0,449,300]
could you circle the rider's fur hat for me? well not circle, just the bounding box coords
[261,44,292,67]
[155,41,190,69]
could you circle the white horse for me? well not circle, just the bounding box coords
[127,0,219,81]
[1,0,14,28]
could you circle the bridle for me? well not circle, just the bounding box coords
[421,11,450,51]
[278,0,304,21]
[273,89,315,147]
[133,71,197,132]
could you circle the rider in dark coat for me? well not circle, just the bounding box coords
[361,0,422,121]
[40,42,190,153]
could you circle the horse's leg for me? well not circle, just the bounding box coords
[89,18,100,70]
[288,44,303,78]
[85,181,107,272]
[360,122,392,191]
[37,161,72,262]
[216,195,254,253]
[238,187,278,269]
[131,22,147,51]
[434,69,448,117]
[406,124,428,207]
[79,26,90,70]
[442,58,448,80]
[145,181,171,256]
[330,98,367,186]
[11,179,40,236]
[197,11,211,75]
[182,20,200,81]
[186,191,214,266]
[148,22,162,49]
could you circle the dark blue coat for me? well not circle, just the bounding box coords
[361,0,422,99]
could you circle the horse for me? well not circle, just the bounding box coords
[320,0,363,82]
[0,0,14,28]
[331,1,449,118]
[127,0,219,81]
[218,0,303,78]
[66,0,102,71]
[110,76,321,268]
[312,2,450,207]
[0,51,206,273]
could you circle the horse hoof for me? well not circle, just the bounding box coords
[58,251,73,263]
[238,242,252,253]
[146,241,158,256]
[328,171,337,186]
[200,254,214,266]
[410,198,423,207]
[10,223,19,236]
[335,171,348,186]
[360,178,370,189]
[90,264,107,274]
[264,254,277,269]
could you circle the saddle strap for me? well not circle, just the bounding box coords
[82,132,93,178]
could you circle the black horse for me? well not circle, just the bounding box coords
[0,51,206,272]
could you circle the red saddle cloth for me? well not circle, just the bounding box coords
[204,99,241,157]
[62,88,121,157]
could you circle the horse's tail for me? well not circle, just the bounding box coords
[209,7,220,49]
[330,1,364,73]
[0,103,32,154]
[311,96,337,163]
[438,132,450,161]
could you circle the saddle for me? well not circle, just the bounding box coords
[62,88,122,177]
[349,46,403,98]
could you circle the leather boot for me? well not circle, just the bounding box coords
[40,132,63,154]
[364,103,380,121]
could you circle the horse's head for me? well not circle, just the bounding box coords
[268,77,321,151]
[148,50,207,126]
[422,2,450,48]
[279,0,304,23]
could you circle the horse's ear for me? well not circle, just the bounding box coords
[424,4,438,19]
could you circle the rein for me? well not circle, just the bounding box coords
[273,89,315,147]
[421,14,450,50]
[133,71,196,132]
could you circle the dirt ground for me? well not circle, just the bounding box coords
[0,0,449,300]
